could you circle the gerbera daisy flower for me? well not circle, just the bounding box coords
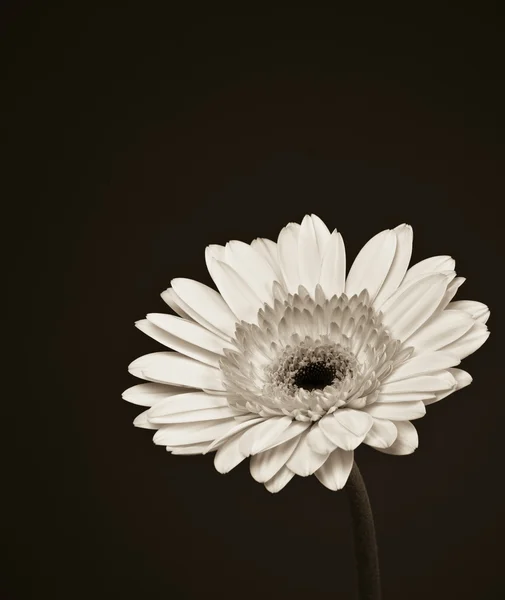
[123,215,490,493]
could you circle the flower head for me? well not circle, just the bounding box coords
[124,215,490,492]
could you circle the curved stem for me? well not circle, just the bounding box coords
[345,461,381,600]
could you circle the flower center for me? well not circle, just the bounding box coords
[293,362,337,391]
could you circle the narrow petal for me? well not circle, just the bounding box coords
[153,418,236,446]
[214,433,248,474]
[333,409,374,436]
[167,443,211,455]
[379,372,456,395]
[376,421,419,455]
[446,300,490,324]
[425,368,472,405]
[250,238,285,284]
[250,436,301,482]
[149,406,238,424]
[122,383,188,406]
[318,410,372,451]
[381,274,450,342]
[264,465,296,493]
[375,392,437,403]
[402,255,455,285]
[438,277,465,311]
[286,431,330,476]
[277,223,301,293]
[374,224,413,308]
[363,418,398,448]
[363,401,426,420]
[160,288,194,321]
[404,310,474,355]
[135,320,220,367]
[305,423,338,455]
[133,410,157,429]
[239,417,293,456]
[170,278,237,338]
[440,322,490,359]
[298,215,323,292]
[345,229,397,300]
[319,230,346,298]
[384,352,461,383]
[204,416,265,452]
[148,392,230,419]
[314,449,354,491]
[260,420,312,451]
[223,240,278,305]
[146,313,235,354]
[128,352,225,390]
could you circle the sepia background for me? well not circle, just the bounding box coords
[6,4,504,599]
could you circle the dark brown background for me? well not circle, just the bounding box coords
[6,3,505,599]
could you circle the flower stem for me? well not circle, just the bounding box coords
[345,461,381,600]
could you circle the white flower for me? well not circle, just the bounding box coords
[124,215,490,493]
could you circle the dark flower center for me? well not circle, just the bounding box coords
[293,361,337,391]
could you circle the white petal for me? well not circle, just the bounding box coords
[402,255,455,285]
[133,410,157,429]
[167,443,210,455]
[170,278,237,338]
[375,392,437,403]
[250,436,301,483]
[147,392,230,417]
[319,230,346,298]
[384,352,461,383]
[223,240,278,305]
[310,214,332,249]
[376,421,418,455]
[239,417,293,456]
[381,274,450,342]
[146,313,234,354]
[405,310,474,355]
[438,277,465,311]
[122,383,188,406]
[298,215,323,292]
[264,465,296,493]
[214,433,248,474]
[277,223,301,293]
[314,449,354,491]
[318,410,372,451]
[204,416,265,452]
[363,418,398,449]
[379,372,456,395]
[425,368,472,405]
[446,300,490,324]
[149,406,238,425]
[286,431,330,476]
[251,238,285,284]
[207,259,262,323]
[305,424,338,455]
[345,229,397,300]
[160,288,194,321]
[439,322,490,359]
[135,320,220,367]
[153,418,236,446]
[363,401,426,420]
[260,420,312,451]
[374,224,413,307]
[128,352,225,390]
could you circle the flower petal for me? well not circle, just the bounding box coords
[446,300,490,324]
[363,401,426,420]
[238,417,293,456]
[404,310,474,355]
[128,352,225,390]
[264,465,296,493]
[148,392,230,418]
[320,229,346,298]
[277,223,302,293]
[318,410,373,451]
[260,420,312,451]
[146,313,235,354]
[160,288,194,321]
[306,423,339,455]
[298,215,323,293]
[425,368,472,405]
[376,421,419,455]
[166,443,211,455]
[122,383,189,406]
[153,418,237,446]
[379,372,456,395]
[375,392,437,403]
[345,229,397,300]
[438,276,465,311]
[384,352,461,383]
[314,449,354,491]
[135,320,220,367]
[204,416,265,452]
[374,224,413,308]
[363,418,398,448]
[440,322,490,360]
[133,410,158,429]
[380,274,450,342]
[402,255,455,285]
[250,436,301,483]
[286,431,331,476]
[170,278,237,338]
[250,238,285,284]
[214,433,248,474]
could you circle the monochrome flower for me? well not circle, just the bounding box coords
[124,215,490,492]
